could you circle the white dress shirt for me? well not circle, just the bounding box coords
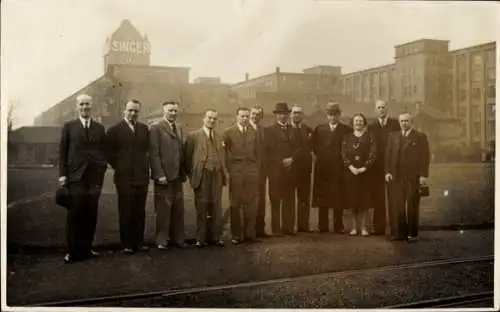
[79,116,91,128]
[236,123,247,134]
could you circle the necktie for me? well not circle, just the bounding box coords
[171,123,177,136]
[208,129,213,141]
[242,126,247,135]
[130,120,136,132]
[84,120,90,139]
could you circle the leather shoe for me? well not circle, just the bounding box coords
[64,253,78,264]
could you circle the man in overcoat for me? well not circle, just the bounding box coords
[264,102,300,236]
[58,94,108,263]
[311,102,351,234]
[106,99,150,254]
[367,100,400,235]
[185,109,227,247]
[385,112,430,242]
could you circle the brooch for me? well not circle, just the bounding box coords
[355,155,360,161]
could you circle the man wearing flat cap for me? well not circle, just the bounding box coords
[263,102,300,236]
[311,102,352,234]
[58,94,108,263]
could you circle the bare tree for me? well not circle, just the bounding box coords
[7,100,18,132]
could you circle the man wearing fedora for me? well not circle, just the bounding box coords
[264,102,300,236]
[311,102,351,234]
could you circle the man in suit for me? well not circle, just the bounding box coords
[385,112,430,242]
[311,102,351,234]
[290,104,314,233]
[185,109,227,247]
[58,94,108,263]
[106,99,150,254]
[249,105,270,238]
[264,102,299,236]
[367,100,400,235]
[149,101,187,250]
[223,107,260,244]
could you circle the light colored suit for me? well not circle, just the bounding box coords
[184,127,227,243]
[149,119,185,182]
[149,119,186,245]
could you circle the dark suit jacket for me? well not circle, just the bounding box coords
[223,125,259,176]
[58,119,107,184]
[149,119,186,182]
[311,122,352,207]
[291,123,313,174]
[263,123,301,177]
[368,118,400,174]
[385,129,430,180]
[106,120,150,187]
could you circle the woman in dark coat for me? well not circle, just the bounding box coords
[341,113,376,237]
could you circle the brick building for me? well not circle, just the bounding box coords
[336,39,496,160]
[31,19,495,161]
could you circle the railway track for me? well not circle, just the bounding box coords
[31,254,493,307]
[383,291,494,308]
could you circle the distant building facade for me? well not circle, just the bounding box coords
[32,20,495,161]
[336,39,496,160]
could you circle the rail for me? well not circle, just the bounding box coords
[31,254,493,307]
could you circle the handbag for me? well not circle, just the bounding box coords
[418,185,430,197]
[55,186,71,209]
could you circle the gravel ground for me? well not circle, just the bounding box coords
[102,260,493,308]
[6,229,493,306]
[7,163,495,249]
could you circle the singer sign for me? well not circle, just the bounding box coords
[111,40,150,54]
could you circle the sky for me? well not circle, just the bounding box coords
[1,0,498,127]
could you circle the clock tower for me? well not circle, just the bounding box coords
[103,19,151,72]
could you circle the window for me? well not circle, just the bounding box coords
[457,54,466,68]
[472,87,482,100]
[472,121,481,138]
[472,106,480,120]
[459,90,467,101]
[486,50,496,66]
[488,85,496,98]
[473,54,483,67]
[488,68,495,80]
[472,70,483,82]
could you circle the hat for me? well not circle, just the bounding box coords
[273,102,291,114]
[55,186,71,209]
[325,102,342,115]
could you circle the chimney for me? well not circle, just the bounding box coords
[276,66,280,74]
[245,73,249,81]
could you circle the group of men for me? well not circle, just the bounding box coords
[58,94,430,264]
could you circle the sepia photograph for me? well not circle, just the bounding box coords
[1,0,498,309]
